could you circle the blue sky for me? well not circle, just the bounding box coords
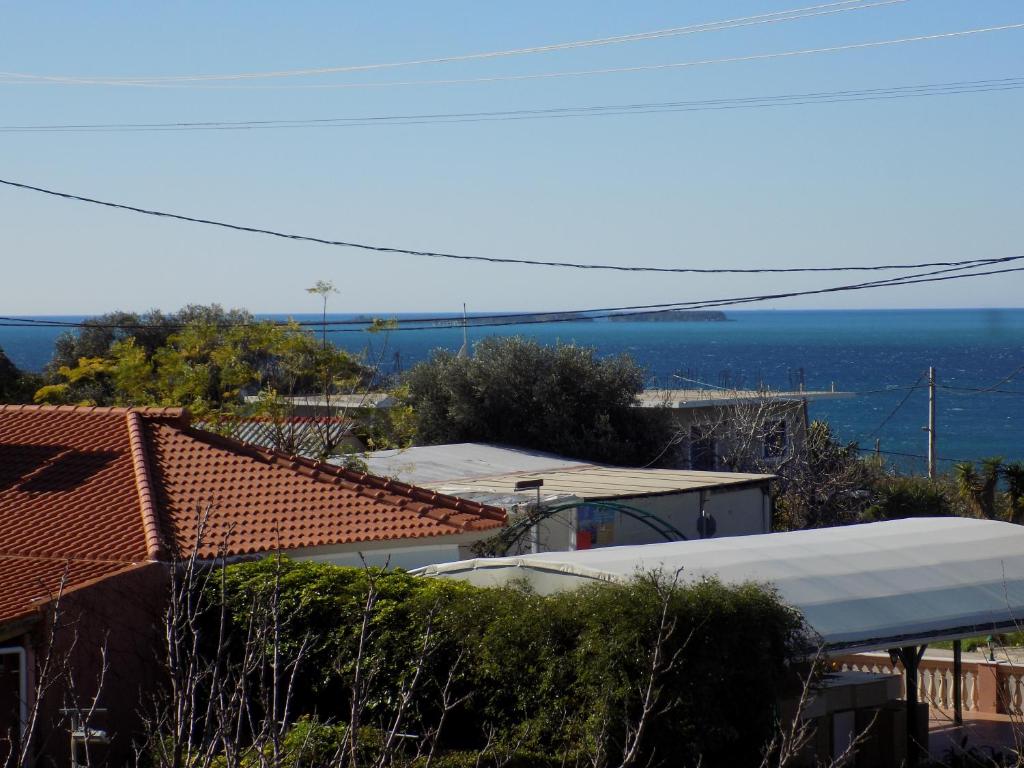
[0,1,1021,315]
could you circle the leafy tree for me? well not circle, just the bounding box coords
[402,337,672,465]
[773,421,877,530]
[864,475,956,521]
[306,280,339,351]
[1004,462,1024,524]
[0,346,39,403]
[955,457,1004,520]
[47,305,253,375]
[36,315,372,456]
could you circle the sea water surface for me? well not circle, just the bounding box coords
[3,308,1021,469]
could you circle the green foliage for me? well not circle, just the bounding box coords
[774,421,877,530]
[279,717,348,764]
[402,337,672,465]
[35,307,370,437]
[956,457,1007,520]
[410,749,569,768]
[0,346,39,403]
[1004,461,1024,524]
[47,305,251,375]
[211,558,805,768]
[864,475,955,521]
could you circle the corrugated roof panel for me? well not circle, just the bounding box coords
[434,465,772,500]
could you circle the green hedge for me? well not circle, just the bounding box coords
[212,559,806,767]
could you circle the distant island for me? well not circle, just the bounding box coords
[610,310,728,323]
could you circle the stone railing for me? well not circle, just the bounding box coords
[832,651,1024,715]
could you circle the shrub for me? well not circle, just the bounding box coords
[209,559,805,767]
[864,475,957,521]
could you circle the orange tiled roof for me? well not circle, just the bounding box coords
[0,405,505,626]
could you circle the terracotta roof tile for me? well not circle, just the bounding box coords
[0,405,506,626]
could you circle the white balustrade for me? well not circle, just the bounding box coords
[965,670,977,712]
[834,656,985,714]
[1003,673,1024,715]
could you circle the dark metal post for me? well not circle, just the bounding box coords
[904,648,919,767]
[891,646,927,767]
[953,639,963,725]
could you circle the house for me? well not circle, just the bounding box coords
[361,443,775,550]
[637,388,853,471]
[264,387,853,473]
[0,405,505,765]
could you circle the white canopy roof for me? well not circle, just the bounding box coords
[416,518,1024,652]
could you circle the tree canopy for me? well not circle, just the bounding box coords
[0,346,38,403]
[33,305,380,458]
[401,337,671,465]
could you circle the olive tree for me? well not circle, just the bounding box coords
[402,337,671,465]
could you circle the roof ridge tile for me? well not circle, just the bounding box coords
[0,403,188,421]
[125,411,165,559]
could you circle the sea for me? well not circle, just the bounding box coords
[3,308,1022,471]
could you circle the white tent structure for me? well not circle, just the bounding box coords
[417,517,1024,653]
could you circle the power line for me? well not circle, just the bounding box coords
[0,262,1020,332]
[0,1,904,86]
[4,77,1021,133]
[2,261,1022,335]
[854,446,972,464]
[0,261,1011,331]
[938,364,1024,394]
[864,372,926,438]
[24,22,1019,91]
[941,387,1024,396]
[3,176,1023,279]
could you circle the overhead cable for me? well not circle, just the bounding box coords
[938,364,1024,394]
[2,262,1022,334]
[4,76,1021,133]
[0,1,904,86]
[854,446,972,464]
[1,176,1021,278]
[863,372,925,438]
[12,22,1017,91]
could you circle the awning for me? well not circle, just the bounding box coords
[416,518,1024,652]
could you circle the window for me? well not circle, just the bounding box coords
[763,420,787,459]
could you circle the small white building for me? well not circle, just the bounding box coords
[360,443,775,550]
[637,388,853,471]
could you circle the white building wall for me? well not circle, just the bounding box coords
[588,485,770,546]
[289,535,485,571]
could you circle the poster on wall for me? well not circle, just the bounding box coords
[576,505,616,550]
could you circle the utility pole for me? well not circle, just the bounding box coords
[927,367,937,479]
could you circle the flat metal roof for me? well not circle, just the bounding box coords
[360,443,593,485]
[418,518,1024,652]
[638,388,854,408]
[243,393,397,409]
[431,465,773,501]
